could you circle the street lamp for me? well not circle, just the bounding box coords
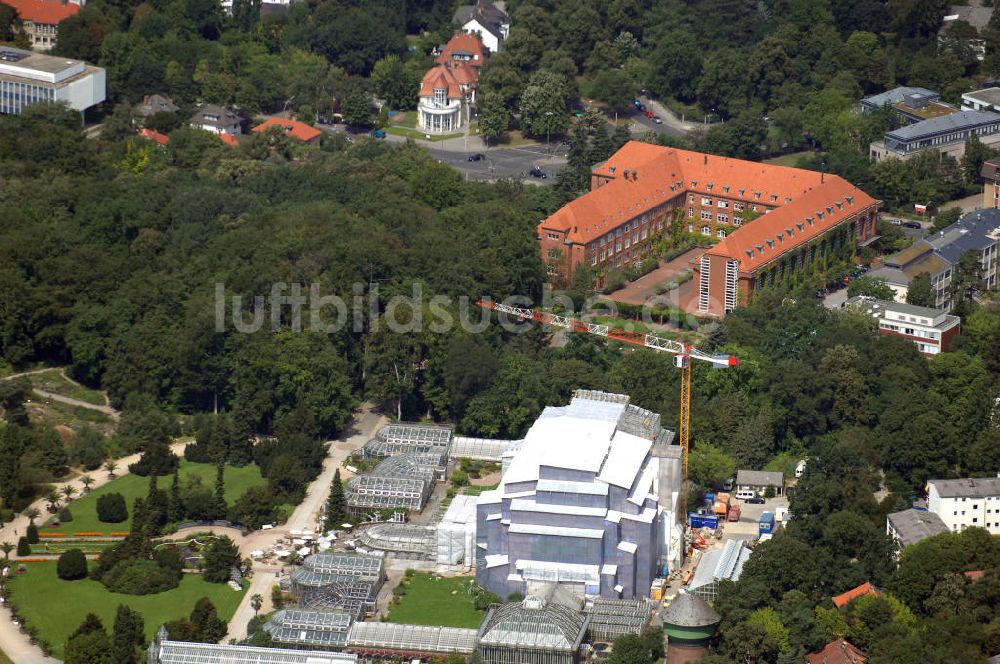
[545,111,554,154]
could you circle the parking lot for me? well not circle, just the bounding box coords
[718,495,790,541]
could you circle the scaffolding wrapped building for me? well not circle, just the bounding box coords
[347,622,479,658]
[476,391,681,601]
[436,494,478,566]
[264,609,354,649]
[362,423,452,458]
[449,436,522,462]
[477,585,590,664]
[346,450,445,518]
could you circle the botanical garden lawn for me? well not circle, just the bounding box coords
[0,646,12,664]
[47,460,267,535]
[385,573,484,628]
[8,561,246,658]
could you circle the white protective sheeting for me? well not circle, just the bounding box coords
[436,495,478,565]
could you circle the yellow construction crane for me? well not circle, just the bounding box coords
[476,300,739,523]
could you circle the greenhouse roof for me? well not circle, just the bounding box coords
[450,436,521,461]
[478,599,588,651]
[264,609,354,648]
[291,553,383,586]
[150,640,358,664]
[348,622,479,654]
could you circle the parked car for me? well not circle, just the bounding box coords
[638,104,646,112]
[902,221,922,229]
[645,110,654,118]
[815,289,828,298]
[633,99,642,108]
[746,496,766,504]
[888,218,902,225]
[652,116,663,124]
[369,129,386,139]
[529,166,548,179]
[467,153,485,161]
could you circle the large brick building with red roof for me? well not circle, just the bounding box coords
[538,142,880,316]
[2,0,79,50]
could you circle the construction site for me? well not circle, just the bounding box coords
[267,303,790,662]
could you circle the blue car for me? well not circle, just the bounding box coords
[370,129,386,139]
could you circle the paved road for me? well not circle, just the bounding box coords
[426,143,569,182]
[223,407,386,641]
[629,96,700,139]
[31,389,119,421]
[322,124,569,183]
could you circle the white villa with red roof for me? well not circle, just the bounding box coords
[417,33,485,133]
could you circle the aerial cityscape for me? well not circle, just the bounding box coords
[1,1,1000,663]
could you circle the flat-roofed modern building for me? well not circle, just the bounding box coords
[962,87,1000,112]
[843,297,960,355]
[0,46,105,116]
[886,508,949,552]
[927,477,1000,535]
[475,390,682,601]
[870,110,1000,161]
[869,208,1000,308]
[860,86,955,123]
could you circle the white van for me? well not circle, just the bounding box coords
[734,489,757,501]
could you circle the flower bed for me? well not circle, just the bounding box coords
[37,533,67,538]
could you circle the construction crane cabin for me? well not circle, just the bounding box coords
[475,299,739,531]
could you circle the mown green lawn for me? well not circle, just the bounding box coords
[384,126,462,141]
[46,460,267,535]
[8,562,245,658]
[0,646,13,664]
[386,573,484,628]
[764,151,811,167]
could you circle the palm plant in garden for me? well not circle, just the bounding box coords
[80,475,94,492]
[23,507,40,524]
[1,541,13,561]
[105,460,118,479]
[45,490,61,512]
[61,485,75,502]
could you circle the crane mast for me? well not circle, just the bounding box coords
[475,300,738,528]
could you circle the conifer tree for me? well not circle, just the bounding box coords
[168,466,183,523]
[324,468,347,531]
[213,463,226,520]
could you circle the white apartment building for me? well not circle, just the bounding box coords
[843,297,960,355]
[927,477,1000,535]
[0,47,105,116]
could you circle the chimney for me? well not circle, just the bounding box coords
[703,154,707,166]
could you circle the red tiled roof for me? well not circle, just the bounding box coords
[218,133,239,146]
[806,639,866,664]
[435,32,486,65]
[252,116,322,143]
[832,582,879,609]
[540,141,878,274]
[2,0,79,24]
[137,128,169,145]
[419,64,469,99]
[964,570,986,583]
